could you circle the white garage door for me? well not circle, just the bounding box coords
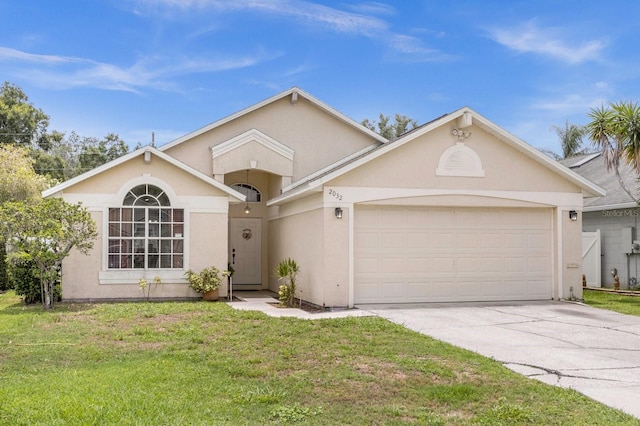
[354,206,553,304]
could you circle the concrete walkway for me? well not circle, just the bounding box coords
[228,294,640,419]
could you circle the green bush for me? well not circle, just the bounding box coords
[8,255,60,304]
[0,243,9,291]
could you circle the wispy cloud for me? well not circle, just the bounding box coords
[0,46,278,93]
[487,20,605,64]
[134,0,451,62]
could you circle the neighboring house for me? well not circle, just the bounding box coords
[44,88,604,306]
[562,153,640,288]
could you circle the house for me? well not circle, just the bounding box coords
[43,88,604,306]
[561,153,640,288]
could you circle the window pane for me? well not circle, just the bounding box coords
[134,224,145,237]
[160,240,171,253]
[149,223,159,237]
[108,240,119,253]
[123,192,135,205]
[173,255,183,268]
[148,208,159,222]
[148,255,159,268]
[121,255,132,269]
[121,223,132,237]
[109,208,120,221]
[173,209,184,222]
[134,208,146,222]
[148,240,159,253]
[133,254,144,269]
[108,255,120,269]
[158,193,170,206]
[161,209,172,222]
[122,208,133,221]
[148,185,162,198]
[161,224,171,237]
[131,185,146,197]
[173,240,183,254]
[108,223,120,237]
[173,224,183,237]
[160,255,171,268]
[121,240,132,254]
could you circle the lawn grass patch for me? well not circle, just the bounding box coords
[584,288,640,316]
[0,291,637,425]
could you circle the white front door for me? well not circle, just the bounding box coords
[229,218,261,285]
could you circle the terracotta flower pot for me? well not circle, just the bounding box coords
[202,289,219,301]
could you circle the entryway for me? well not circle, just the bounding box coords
[229,218,261,288]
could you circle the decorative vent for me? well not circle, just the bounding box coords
[436,142,485,177]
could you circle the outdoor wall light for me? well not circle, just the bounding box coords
[335,207,343,219]
[569,210,578,221]
[243,169,251,215]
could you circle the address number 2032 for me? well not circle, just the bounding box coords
[328,189,342,200]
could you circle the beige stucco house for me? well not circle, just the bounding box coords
[44,88,605,307]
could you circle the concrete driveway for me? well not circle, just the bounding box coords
[364,301,640,419]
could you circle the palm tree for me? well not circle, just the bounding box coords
[551,120,587,159]
[586,101,640,203]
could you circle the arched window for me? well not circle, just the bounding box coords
[108,184,184,270]
[231,183,261,202]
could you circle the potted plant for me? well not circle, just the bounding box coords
[185,266,222,301]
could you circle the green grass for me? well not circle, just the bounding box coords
[0,291,637,425]
[584,289,640,316]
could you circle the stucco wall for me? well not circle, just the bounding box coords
[561,210,584,299]
[268,205,325,306]
[164,96,380,181]
[330,125,578,194]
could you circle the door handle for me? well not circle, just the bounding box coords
[232,248,236,265]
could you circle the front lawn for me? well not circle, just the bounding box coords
[583,288,640,316]
[0,291,636,425]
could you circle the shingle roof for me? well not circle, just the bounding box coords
[560,153,640,210]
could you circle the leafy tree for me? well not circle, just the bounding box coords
[0,145,48,291]
[546,120,589,160]
[0,198,97,309]
[362,113,418,141]
[586,101,640,203]
[77,133,129,173]
[0,82,50,148]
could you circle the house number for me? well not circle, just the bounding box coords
[328,189,342,200]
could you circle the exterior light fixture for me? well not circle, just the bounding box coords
[244,169,251,215]
[569,210,578,221]
[335,207,343,219]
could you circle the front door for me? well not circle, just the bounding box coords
[229,218,261,285]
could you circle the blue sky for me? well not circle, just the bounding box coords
[2,1,639,155]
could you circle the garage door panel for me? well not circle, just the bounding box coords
[355,206,553,304]
[382,256,405,274]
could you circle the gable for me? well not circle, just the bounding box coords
[163,91,383,181]
[329,123,580,193]
[211,129,294,177]
[47,151,240,201]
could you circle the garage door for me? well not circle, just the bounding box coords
[354,206,553,304]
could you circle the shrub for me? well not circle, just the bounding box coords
[185,266,222,293]
[8,255,60,304]
[275,258,299,307]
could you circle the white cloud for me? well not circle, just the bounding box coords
[0,46,277,93]
[488,20,605,64]
[133,0,451,62]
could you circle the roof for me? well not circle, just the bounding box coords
[560,152,639,211]
[43,146,245,201]
[268,107,606,206]
[159,87,388,151]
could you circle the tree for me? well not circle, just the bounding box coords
[0,145,48,291]
[77,133,129,173]
[0,198,97,309]
[586,101,640,203]
[362,113,418,141]
[547,120,589,160]
[0,82,50,148]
